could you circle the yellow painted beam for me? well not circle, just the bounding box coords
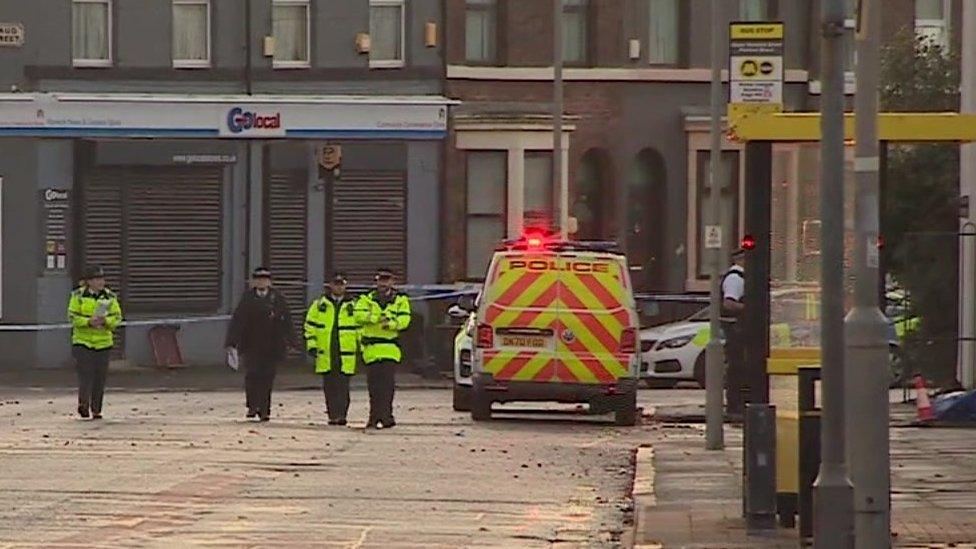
[729,111,976,142]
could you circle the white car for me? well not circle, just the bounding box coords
[640,308,713,388]
[448,302,476,411]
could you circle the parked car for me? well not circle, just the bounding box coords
[448,302,476,411]
[640,308,712,388]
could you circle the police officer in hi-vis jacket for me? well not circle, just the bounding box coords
[355,268,411,429]
[305,273,360,426]
[67,266,123,420]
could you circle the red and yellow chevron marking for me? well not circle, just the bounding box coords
[481,254,636,385]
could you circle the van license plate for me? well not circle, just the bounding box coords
[500,335,549,349]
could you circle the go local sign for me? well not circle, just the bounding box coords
[729,22,784,117]
[0,94,450,139]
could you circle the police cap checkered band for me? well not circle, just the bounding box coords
[83,265,105,280]
[331,273,348,284]
[252,267,272,278]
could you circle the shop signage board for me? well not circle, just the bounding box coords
[42,189,70,272]
[729,22,785,118]
[0,94,452,139]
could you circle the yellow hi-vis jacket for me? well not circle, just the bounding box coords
[354,290,411,364]
[67,287,123,351]
[304,294,360,375]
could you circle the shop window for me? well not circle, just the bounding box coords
[915,0,950,50]
[272,0,310,68]
[738,0,770,21]
[562,0,588,64]
[525,153,554,229]
[370,0,405,68]
[72,0,112,67]
[647,0,679,65]
[466,0,497,64]
[466,152,507,279]
[695,151,740,279]
[172,0,210,68]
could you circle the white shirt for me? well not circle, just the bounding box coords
[722,266,745,302]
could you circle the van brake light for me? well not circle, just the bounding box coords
[476,324,494,349]
[620,328,637,354]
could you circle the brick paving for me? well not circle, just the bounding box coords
[635,402,976,548]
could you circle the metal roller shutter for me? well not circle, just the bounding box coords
[81,166,223,315]
[329,170,407,285]
[266,171,308,337]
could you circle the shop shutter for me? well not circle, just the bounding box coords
[81,167,223,315]
[266,171,308,338]
[329,170,407,285]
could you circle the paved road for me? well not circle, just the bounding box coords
[0,386,700,547]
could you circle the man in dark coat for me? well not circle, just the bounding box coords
[225,267,296,421]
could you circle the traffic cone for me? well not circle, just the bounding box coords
[913,374,934,422]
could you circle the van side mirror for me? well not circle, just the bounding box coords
[447,304,469,319]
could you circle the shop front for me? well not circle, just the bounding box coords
[0,93,450,370]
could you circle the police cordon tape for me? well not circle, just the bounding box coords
[0,282,707,332]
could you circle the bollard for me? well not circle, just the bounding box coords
[798,365,822,543]
[745,402,777,531]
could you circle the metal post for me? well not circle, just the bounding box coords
[846,0,890,546]
[705,0,727,451]
[813,0,855,546]
[553,0,567,239]
[959,0,976,389]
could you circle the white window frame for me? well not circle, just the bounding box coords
[72,0,113,68]
[369,0,406,69]
[172,0,212,69]
[915,0,951,49]
[272,0,311,69]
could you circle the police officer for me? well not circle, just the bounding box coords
[67,266,123,420]
[355,268,411,429]
[722,249,746,415]
[225,267,295,422]
[305,273,360,426]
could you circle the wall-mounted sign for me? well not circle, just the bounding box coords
[0,23,24,47]
[0,93,453,139]
[172,154,238,164]
[729,22,784,118]
[42,188,70,272]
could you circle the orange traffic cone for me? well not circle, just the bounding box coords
[914,374,934,422]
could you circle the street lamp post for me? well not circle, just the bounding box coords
[704,0,727,451]
[813,0,856,546]
[553,0,567,239]
[846,0,891,546]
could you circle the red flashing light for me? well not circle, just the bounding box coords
[741,234,757,251]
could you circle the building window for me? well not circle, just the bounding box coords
[562,0,588,64]
[72,0,112,67]
[915,0,950,49]
[525,153,554,228]
[695,151,740,279]
[370,0,405,68]
[738,0,770,21]
[647,0,679,65]
[172,0,210,68]
[465,0,496,63]
[466,152,507,279]
[272,0,310,68]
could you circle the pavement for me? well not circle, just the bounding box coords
[633,398,976,548]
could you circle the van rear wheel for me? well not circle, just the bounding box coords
[614,392,638,426]
[471,389,492,421]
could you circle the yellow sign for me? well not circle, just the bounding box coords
[730,23,785,40]
[728,103,784,121]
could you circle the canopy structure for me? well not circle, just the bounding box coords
[729,110,976,142]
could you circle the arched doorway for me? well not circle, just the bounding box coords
[573,148,612,240]
[627,149,667,290]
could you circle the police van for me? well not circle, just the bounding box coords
[464,235,641,425]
